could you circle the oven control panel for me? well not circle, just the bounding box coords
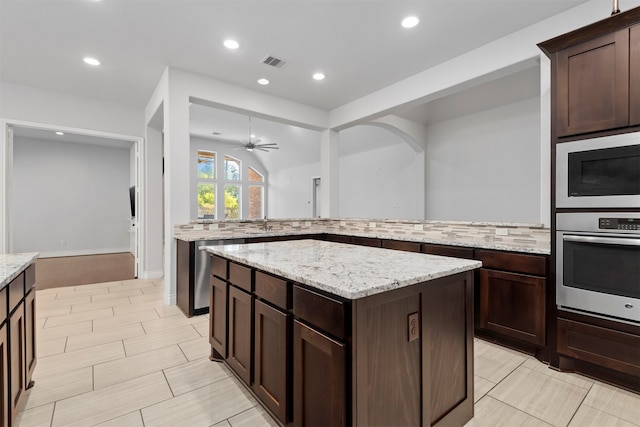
[599,218,640,230]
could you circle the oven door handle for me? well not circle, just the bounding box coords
[563,235,640,246]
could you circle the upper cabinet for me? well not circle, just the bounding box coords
[539,8,640,139]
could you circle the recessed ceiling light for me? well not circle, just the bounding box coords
[401,16,419,28]
[250,134,256,138]
[83,57,100,66]
[257,78,270,85]
[223,39,239,49]
[55,131,64,135]
[312,72,325,81]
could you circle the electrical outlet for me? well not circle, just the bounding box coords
[292,221,299,227]
[369,222,376,228]
[60,239,66,246]
[495,228,509,236]
[305,221,311,227]
[414,224,423,231]
[408,312,419,342]
[193,224,204,231]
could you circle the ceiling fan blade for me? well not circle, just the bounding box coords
[254,147,269,152]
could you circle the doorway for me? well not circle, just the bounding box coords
[312,177,321,218]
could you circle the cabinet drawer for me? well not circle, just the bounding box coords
[210,255,228,279]
[255,271,289,310]
[293,285,345,340]
[475,249,546,276]
[381,240,421,253]
[8,273,24,314]
[350,236,381,247]
[25,264,36,293]
[422,244,474,259]
[229,262,252,292]
[0,287,6,324]
[558,318,640,377]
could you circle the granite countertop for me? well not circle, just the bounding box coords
[0,253,38,290]
[204,239,482,299]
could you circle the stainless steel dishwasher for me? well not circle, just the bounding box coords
[195,239,244,311]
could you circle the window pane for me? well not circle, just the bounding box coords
[198,151,215,179]
[225,185,240,219]
[198,183,215,218]
[248,167,263,183]
[248,186,263,219]
[224,156,240,181]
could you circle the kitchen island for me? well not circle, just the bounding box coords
[204,239,481,427]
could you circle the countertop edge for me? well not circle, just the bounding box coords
[1,252,39,289]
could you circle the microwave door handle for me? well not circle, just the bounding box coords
[563,235,640,246]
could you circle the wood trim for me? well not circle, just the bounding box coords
[538,6,640,56]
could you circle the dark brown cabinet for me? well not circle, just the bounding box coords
[0,323,8,427]
[24,290,36,387]
[293,320,346,427]
[539,7,640,138]
[479,269,546,346]
[209,276,227,360]
[9,302,25,423]
[227,285,252,386]
[253,300,289,423]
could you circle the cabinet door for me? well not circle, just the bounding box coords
[556,29,629,136]
[630,24,640,126]
[24,290,36,387]
[0,323,8,427]
[480,269,546,346]
[293,320,345,427]
[227,286,252,386]
[253,300,289,424]
[9,302,25,422]
[176,239,194,317]
[209,276,228,359]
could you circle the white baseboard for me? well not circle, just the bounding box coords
[165,293,176,306]
[38,248,132,258]
[141,270,164,280]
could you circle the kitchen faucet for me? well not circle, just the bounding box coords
[262,215,272,231]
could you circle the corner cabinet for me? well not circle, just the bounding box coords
[538,7,640,139]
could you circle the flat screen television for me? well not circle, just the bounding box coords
[129,186,135,218]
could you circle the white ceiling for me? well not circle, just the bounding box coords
[11,125,134,149]
[0,0,588,112]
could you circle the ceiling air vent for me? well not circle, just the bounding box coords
[261,55,287,69]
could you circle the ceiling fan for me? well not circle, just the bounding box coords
[233,117,280,152]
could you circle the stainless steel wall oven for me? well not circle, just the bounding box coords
[556,212,640,324]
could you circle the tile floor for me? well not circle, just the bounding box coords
[14,278,640,427]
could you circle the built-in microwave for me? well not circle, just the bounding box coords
[556,132,640,209]
[556,212,640,324]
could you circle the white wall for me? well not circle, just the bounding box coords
[425,98,541,223]
[190,136,268,219]
[268,161,321,218]
[13,136,131,256]
[339,125,424,220]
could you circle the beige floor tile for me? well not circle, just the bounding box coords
[35,318,46,329]
[228,406,279,427]
[192,319,209,337]
[56,286,111,298]
[39,295,91,308]
[154,305,183,318]
[13,402,54,427]
[94,345,187,389]
[163,357,228,396]
[93,411,145,427]
[35,291,58,301]
[213,421,231,427]
[113,299,166,315]
[474,375,496,403]
[141,377,256,427]
[124,325,201,355]
[92,309,159,331]
[583,382,640,425]
[129,293,165,304]
[37,320,93,341]
[489,366,588,427]
[474,339,527,383]
[44,307,114,328]
[52,372,173,427]
[65,323,146,352]
[37,336,67,357]
[36,305,72,319]
[142,315,206,334]
[178,337,212,361]
[36,341,125,374]
[464,396,552,427]
[76,281,123,290]
[123,278,156,287]
[23,366,93,410]
[521,358,593,389]
[569,404,639,427]
[91,288,144,301]
[70,297,132,314]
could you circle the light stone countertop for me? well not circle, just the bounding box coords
[204,239,482,299]
[0,253,38,290]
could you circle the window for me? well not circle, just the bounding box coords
[224,156,241,219]
[248,167,264,219]
[197,151,216,218]
[224,156,240,181]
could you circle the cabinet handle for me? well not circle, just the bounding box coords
[563,235,640,247]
